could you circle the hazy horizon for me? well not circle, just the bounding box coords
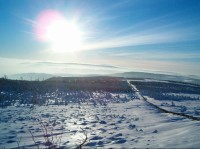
[1,57,199,77]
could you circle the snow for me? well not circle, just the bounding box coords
[1,78,200,148]
[127,79,169,83]
[167,93,200,99]
[128,79,200,118]
[145,96,200,118]
[0,99,200,148]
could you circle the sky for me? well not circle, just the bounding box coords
[0,0,200,76]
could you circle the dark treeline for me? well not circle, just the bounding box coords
[0,77,134,107]
[130,81,200,101]
[0,77,132,93]
[45,77,132,92]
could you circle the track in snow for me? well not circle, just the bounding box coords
[127,80,200,121]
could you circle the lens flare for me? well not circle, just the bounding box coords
[34,10,82,53]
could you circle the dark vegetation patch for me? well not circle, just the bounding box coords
[130,81,200,101]
[0,77,134,107]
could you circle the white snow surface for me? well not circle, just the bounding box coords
[167,93,200,99]
[145,96,200,118]
[0,99,200,148]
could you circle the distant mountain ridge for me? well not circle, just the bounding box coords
[9,73,56,81]
[6,72,200,85]
[8,73,101,81]
[111,72,200,85]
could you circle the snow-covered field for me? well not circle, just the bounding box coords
[1,99,200,148]
[145,96,200,118]
[129,79,200,118]
[1,78,200,148]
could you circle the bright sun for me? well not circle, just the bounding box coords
[46,20,82,53]
[35,10,83,53]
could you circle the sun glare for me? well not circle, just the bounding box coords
[46,19,82,53]
[35,10,83,53]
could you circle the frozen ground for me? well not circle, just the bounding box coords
[128,79,200,118]
[145,95,200,118]
[0,99,200,148]
[1,78,200,148]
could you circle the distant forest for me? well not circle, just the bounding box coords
[0,77,134,107]
[0,77,132,93]
[130,81,200,101]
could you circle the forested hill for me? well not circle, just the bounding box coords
[0,77,131,93]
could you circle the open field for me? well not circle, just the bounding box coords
[0,77,200,148]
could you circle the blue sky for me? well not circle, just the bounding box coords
[0,0,200,76]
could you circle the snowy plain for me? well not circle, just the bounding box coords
[1,99,200,148]
[129,79,200,118]
[0,78,200,148]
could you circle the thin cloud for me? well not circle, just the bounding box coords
[110,51,200,61]
[81,19,200,51]
[81,31,186,51]
[21,61,118,69]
